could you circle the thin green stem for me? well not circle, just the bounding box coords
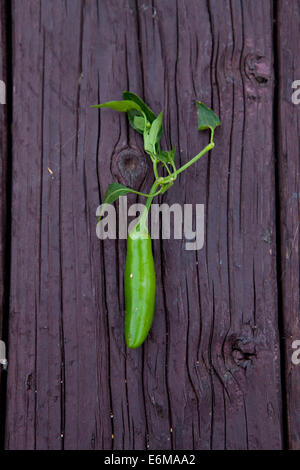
[153,160,159,179]
[171,160,177,176]
[175,142,214,176]
[129,187,162,198]
[145,180,159,212]
[138,180,159,229]
[162,161,172,176]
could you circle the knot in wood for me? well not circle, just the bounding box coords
[244,53,271,85]
[231,337,257,369]
[112,148,148,188]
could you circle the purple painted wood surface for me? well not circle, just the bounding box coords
[0,1,7,330]
[277,0,300,450]
[0,0,298,450]
[0,0,7,340]
[0,0,8,440]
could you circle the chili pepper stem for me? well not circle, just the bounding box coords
[137,180,160,232]
[174,141,214,176]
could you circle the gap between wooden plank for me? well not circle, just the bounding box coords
[272,0,289,450]
[0,0,12,450]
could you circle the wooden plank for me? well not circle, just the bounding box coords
[150,0,282,450]
[0,0,7,338]
[6,0,109,450]
[6,0,282,449]
[0,0,8,446]
[277,0,300,450]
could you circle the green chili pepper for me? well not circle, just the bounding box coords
[124,225,156,349]
[94,92,220,348]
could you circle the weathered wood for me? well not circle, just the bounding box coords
[0,0,7,338]
[6,0,283,450]
[150,0,282,450]
[0,0,8,446]
[277,0,300,450]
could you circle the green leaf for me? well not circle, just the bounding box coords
[157,145,176,165]
[127,109,146,135]
[149,112,163,149]
[133,114,146,133]
[144,130,154,156]
[123,91,156,123]
[92,100,142,113]
[144,111,163,157]
[98,183,135,220]
[102,182,133,205]
[196,101,221,132]
[157,151,169,164]
[144,113,163,157]
[123,92,163,140]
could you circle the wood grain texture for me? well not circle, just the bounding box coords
[0,0,7,341]
[0,0,8,441]
[277,0,300,450]
[5,0,283,450]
